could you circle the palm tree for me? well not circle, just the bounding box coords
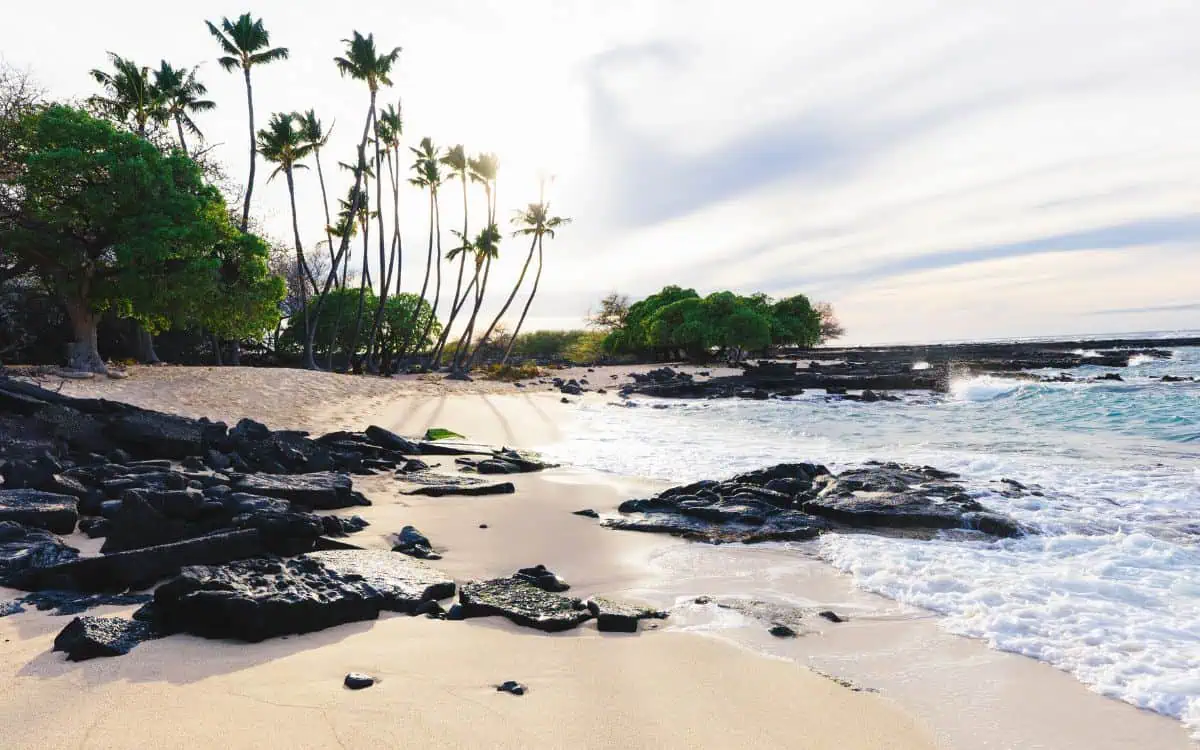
[448,223,501,373]
[430,144,469,367]
[498,202,571,364]
[335,31,401,373]
[297,109,336,272]
[257,112,316,369]
[88,53,163,137]
[451,153,500,371]
[404,137,444,360]
[152,62,215,157]
[206,14,289,232]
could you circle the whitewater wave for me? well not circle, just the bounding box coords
[949,375,1024,402]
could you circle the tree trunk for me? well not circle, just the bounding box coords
[364,105,392,373]
[464,234,538,371]
[416,190,443,362]
[502,237,545,364]
[431,175,469,368]
[135,324,160,364]
[453,254,491,373]
[230,340,241,366]
[64,300,106,374]
[314,147,335,271]
[347,221,370,371]
[212,334,223,366]
[240,66,256,232]
[285,167,314,370]
[174,115,190,158]
[398,189,436,361]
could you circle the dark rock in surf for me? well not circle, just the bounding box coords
[458,576,593,632]
[572,509,600,518]
[585,597,668,633]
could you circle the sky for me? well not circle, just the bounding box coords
[4,0,1200,345]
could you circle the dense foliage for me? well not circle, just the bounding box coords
[0,105,282,371]
[602,286,826,361]
[278,288,440,360]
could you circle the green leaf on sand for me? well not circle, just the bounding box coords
[424,428,466,441]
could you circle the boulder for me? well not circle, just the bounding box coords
[585,597,668,633]
[458,576,592,632]
[151,550,456,642]
[106,411,219,459]
[0,490,79,534]
[392,525,439,560]
[53,616,161,660]
[363,426,420,454]
[515,564,570,592]
[0,522,79,586]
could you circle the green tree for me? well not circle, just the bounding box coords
[647,297,713,359]
[0,106,234,372]
[197,226,285,345]
[152,62,215,157]
[206,13,289,232]
[257,112,315,367]
[771,294,821,348]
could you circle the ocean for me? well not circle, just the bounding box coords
[541,346,1200,737]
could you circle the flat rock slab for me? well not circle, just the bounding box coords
[459,576,593,632]
[0,521,79,586]
[53,616,163,661]
[152,549,456,642]
[13,529,268,593]
[404,482,515,498]
[0,490,79,534]
[230,472,361,510]
[586,597,668,633]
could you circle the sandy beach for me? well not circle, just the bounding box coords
[2,366,1194,749]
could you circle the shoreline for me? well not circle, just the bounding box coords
[3,367,1195,748]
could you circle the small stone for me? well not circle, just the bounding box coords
[496,680,527,696]
[694,596,712,605]
[818,610,845,623]
[560,397,571,404]
[769,624,797,638]
[344,672,375,690]
[572,509,599,518]
[445,603,465,621]
[479,524,488,529]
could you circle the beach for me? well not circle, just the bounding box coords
[1,364,1196,749]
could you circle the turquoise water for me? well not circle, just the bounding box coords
[543,347,1200,735]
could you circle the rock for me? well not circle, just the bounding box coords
[445,603,465,621]
[560,383,583,396]
[572,509,599,518]
[1097,373,1124,382]
[392,525,439,559]
[52,616,161,661]
[414,599,445,618]
[106,410,217,459]
[586,597,668,633]
[496,680,527,696]
[515,564,570,592]
[344,673,375,690]
[403,482,515,498]
[818,610,844,623]
[769,624,797,638]
[560,397,571,404]
[363,426,420,454]
[478,524,488,529]
[0,522,79,586]
[458,576,593,632]
[230,472,362,510]
[17,590,151,616]
[13,529,269,592]
[151,550,456,642]
[0,490,79,534]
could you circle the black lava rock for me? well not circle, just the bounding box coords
[458,576,592,632]
[769,624,797,638]
[344,672,376,690]
[496,680,527,696]
[53,616,162,661]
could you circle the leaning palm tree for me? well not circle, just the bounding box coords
[297,109,336,271]
[430,144,470,367]
[88,53,162,137]
[498,202,571,364]
[402,137,444,360]
[257,112,316,368]
[152,62,215,156]
[206,14,289,231]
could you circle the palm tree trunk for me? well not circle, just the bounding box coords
[240,66,256,232]
[314,147,335,273]
[416,190,443,359]
[364,104,391,373]
[398,189,435,360]
[453,256,491,372]
[502,236,545,364]
[464,234,538,371]
[305,109,376,366]
[174,115,190,157]
[430,176,469,367]
[347,215,370,371]
[285,166,314,370]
